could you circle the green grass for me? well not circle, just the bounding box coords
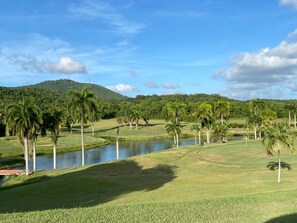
[0,130,108,158]
[1,140,297,222]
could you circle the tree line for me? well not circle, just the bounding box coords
[1,86,297,182]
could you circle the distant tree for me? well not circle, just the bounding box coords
[166,102,186,124]
[165,120,183,147]
[191,124,202,145]
[263,122,296,183]
[131,104,142,130]
[5,100,41,175]
[69,87,98,166]
[249,99,266,140]
[46,109,64,170]
[213,124,229,143]
[198,103,214,144]
[214,100,230,124]
[284,104,296,127]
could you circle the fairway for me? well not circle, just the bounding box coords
[1,140,297,222]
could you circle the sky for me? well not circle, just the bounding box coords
[1,0,297,100]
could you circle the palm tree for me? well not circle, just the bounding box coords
[46,109,64,169]
[249,99,266,140]
[191,124,201,145]
[214,100,230,124]
[198,103,214,144]
[165,120,183,147]
[131,105,142,131]
[69,87,98,166]
[262,122,296,183]
[213,123,229,143]
[5,100,41,175]
[166,102,186,124]
[29,130,38,172]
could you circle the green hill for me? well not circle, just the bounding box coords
[27,79,126,100]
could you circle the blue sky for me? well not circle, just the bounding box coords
[1,0,297,99]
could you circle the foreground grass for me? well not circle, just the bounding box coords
[1,140,297,222]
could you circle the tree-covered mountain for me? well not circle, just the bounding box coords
[27,79,126,100]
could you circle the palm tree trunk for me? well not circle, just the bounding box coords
[194,134,197,145]
[221,113,224,124]
[206,129,210,144]
[254,126,257,140]
[176,131,179,147]
[136,120,138,131]
[70,124,73,134]
[53,143,57,169]
[33,143,36,172]
[198,131,201,145]
[173,134,176,145]
[116,127,119,160]
[129,122,132,130]
[294,114,296,129]
[92,121,95,136]
[24,137,29,176]
[289,111,291,126]
[81,120,85,166]
[278,150,281,183]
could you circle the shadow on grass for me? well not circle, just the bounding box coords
[265,213,297,223]
[266,162,292,171]
[0,160,176,213]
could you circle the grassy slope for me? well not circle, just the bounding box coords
[1,140,297,222]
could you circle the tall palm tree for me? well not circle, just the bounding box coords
[249,99,266,140]
[263,122,295,183]
[69,87,98,166]
[191,124,201,145]
[46,109,64,169]
[166,102,186,124]
[5,100,41,175]
[165,120,183,147]
[214,100,230,124]
[198,103,214,144]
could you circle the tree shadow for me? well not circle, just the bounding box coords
[265,213,297,223]
[0,160,177,213]
[266,162,292,171]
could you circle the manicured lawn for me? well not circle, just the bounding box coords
[1,140,297,222]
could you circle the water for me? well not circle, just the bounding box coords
[24,136,244,171]
[28,138,195,170]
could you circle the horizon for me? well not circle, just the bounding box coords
[3,78,297,102]
[1,1,297,100]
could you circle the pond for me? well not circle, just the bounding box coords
[22,136,244,171]
[27,138,195,171]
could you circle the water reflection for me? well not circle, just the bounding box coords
[27,138,194,170]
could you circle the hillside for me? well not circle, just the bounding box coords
[27,79,126,100]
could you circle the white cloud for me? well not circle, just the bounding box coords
[161,82,180,89]
[44,57,86,74]
[107,84,136,92]
[145,81,159,88]
[144,81,180,90]
[280,0,297,9]
[69,0,145,35]
[213,29,297,99]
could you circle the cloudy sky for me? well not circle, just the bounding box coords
[1,0,297,99]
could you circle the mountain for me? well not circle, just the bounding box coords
[26,79,126,100]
